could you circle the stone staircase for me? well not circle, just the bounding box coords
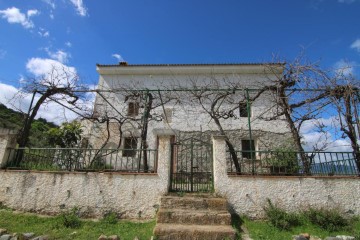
[153,193,236,240]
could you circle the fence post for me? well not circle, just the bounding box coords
[0,128,17,168]
[157,134,172,193]
[212,135,229,194]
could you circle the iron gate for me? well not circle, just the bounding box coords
[170,137,213,192]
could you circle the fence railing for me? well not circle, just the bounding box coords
[5,148,158,173]
[227,150,359,176]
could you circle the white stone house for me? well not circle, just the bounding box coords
[82,62,292,173]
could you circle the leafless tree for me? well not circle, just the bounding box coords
[10,66,90,165]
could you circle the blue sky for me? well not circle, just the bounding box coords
[0,0,358,150]
[0,0,359,89]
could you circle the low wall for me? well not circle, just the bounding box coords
[0,171,165,218]
[221,175,360,218]
[0,135,171,219]
[213,136,360,219]
[1,135,359,219]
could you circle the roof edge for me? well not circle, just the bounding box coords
[96,62,285,67]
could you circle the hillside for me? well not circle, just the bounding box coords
[0,103,58,147]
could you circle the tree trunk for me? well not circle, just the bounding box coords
[343,90,360,175]
[213,116,241,174]
[140,92,153,172]
[278,87,310,175]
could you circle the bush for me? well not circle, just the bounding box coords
[101,212,118,224]
[304,207,350,231]
[264,199,301,230]
[57,208,82,228]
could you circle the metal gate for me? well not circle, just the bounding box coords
[170,137,213,192]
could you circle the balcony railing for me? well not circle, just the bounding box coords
[5,148,157,173]
[227,150,359,176]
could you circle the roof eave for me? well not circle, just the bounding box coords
[96,63,284,75]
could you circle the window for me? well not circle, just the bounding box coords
[122,137,138,157]
[127,102,139,116]
[162,108,173,123]
[239,102,251,118]
[241,140,255,159]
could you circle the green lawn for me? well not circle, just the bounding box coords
[243,217,360,240]
[0,209,155,240]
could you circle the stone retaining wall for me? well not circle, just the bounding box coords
[0,135,171,219]
[213,135,360,219]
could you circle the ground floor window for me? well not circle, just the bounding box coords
[241,139,255,159]
[122,137,138,157]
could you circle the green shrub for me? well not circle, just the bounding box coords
[264,199,300,230]
[304,207,350,231]
[57,208,82,228]
[101,212,118,224]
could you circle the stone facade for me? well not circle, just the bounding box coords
[83,63,291,153]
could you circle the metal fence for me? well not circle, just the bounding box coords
[227,150,359,176]
[5,148,158,173]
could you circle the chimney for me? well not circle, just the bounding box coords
[119,61,128,66]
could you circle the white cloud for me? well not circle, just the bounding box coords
[27,9,39,17]
[334,59,357,76]
[45,49,70,63]
[300,117,339,134]
[300,116,353,152]
[38,28,50,37]
[42,0,56,9]
[69,0,88,17]
[0,82,82,124]
[65,41,72,47]
[338,0,357,3]
[26,57,77,87]
[112,53,124,62]
[350,39,360,52]
[0,7,39,29]
[0,57,94,124]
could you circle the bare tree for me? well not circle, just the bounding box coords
[325,67,360,173]
[263,58,334,174]
[11,66,89,165]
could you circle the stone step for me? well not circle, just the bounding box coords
[157,208,231,225]
[160,196,228,211]
[153,223,236,240]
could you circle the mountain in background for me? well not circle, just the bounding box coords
[0,103,58,147]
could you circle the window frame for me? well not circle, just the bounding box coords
[122,137,138,157]
[127,102,140,117]
[239,102,251,118]
[241,139,256,159]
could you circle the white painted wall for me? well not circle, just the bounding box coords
[0,134,359,219]
[85,64,291,151]
[0,135,171,219]
[0,128,17,168]
[213,136,360,219]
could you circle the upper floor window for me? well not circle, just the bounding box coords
[162,108,173,123]
[239,102,251,118]
[127,102,139,116]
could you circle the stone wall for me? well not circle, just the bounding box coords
[0,135,171,219]
[213,135,360,219]
[0,128,17,168]
[0,134,359,220]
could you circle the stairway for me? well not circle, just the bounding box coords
[153,193,236,240]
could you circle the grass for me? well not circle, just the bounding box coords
[0,209,155,240]
[242,215,360,240]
